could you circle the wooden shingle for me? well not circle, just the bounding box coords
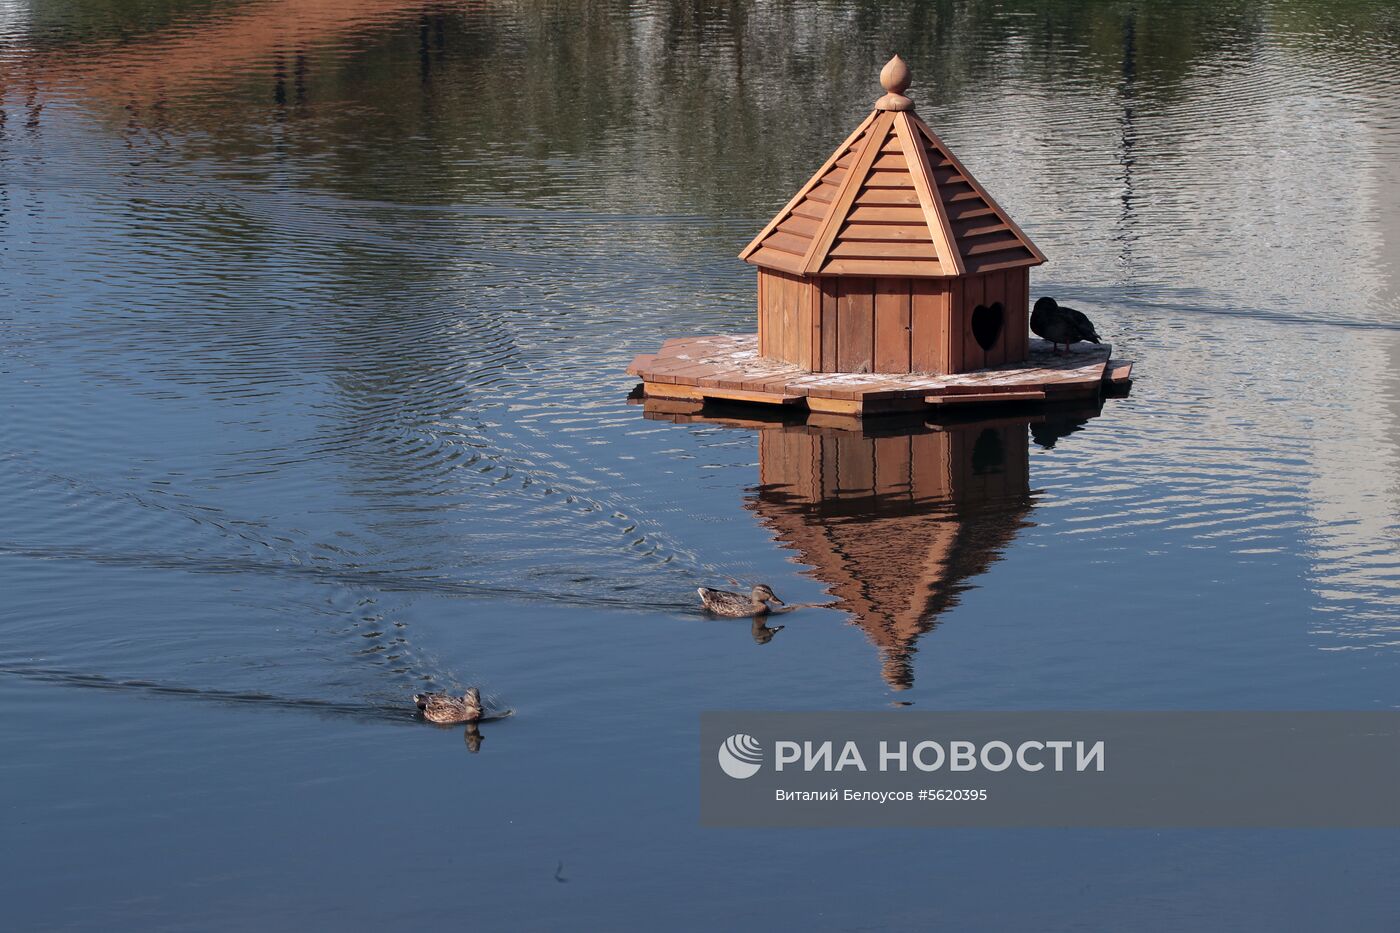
[739,66,1044,279]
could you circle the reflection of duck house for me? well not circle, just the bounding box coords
[754,421,1031,690]
[644,400,1100,689]
[629,56,1131,417]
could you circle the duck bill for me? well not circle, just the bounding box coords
[769,595,785,606]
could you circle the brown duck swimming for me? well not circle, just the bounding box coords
[414,687,483,723]
[1031,297,1101,354]
[698,584,784,617]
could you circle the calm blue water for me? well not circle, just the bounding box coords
[3,0,1400,928]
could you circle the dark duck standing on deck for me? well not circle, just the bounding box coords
[699,584,784,617]
[414,687,483,723]
[1031,297,1101,354]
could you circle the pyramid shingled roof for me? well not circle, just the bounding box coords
[740,57,1046,278]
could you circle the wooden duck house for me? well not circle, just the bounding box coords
[741,55,1044,375]
[629,56,1131,417]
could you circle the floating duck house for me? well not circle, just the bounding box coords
[629,56,1131,418]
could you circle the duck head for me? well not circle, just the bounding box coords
[1033,296,1058,314]
[751,584,784,606]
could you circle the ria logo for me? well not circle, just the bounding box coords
[717,733,763,779]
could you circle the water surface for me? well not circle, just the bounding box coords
[3,1,1400,928]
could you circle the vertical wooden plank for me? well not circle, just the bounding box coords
[757,270,767,357]
[946,277,964,373]
[770,426,791,491]
[800,277,812,372]
[874,434,912,497]
[771,272,782,362]
[775,273,786,363]
[997,272,1010,362]
[789,274,801,366]
[789,274,803,366]
[806,275,817,367]
[1005,269,1017,363]
[961,274,986,371]
[910,431,951,502]
[1023,271,1033,355]
[1002,271,1018,361]
[777,274,789,363]
[873,278,912,373]
[1007,269,1029,361]
[1019,271,1032,359]
[795,428,817,501]
[787,273,800,366]
[982,270,1008,366]
[837,277,874,372]
[820,279,839,372]
[818,434,839,499]
[909,279,941,372]
[768,271,779,361]
[758,429,774,487]
[836,430,875,495]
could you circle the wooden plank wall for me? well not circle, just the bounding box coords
[765,269,1031,375]
[910,279,944,372]
[836,278,874,371]
[819,280,838,371]
[949,268,1030,372]
[873,280,911,372]
[817,277,953,374]
[958,273,988,371]
[1005,269,1030,362]
[757,269,817,368]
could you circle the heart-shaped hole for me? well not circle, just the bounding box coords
[971,302,1004,352]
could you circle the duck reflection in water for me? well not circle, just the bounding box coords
[751,617,786,645]
[647,400,1102,688]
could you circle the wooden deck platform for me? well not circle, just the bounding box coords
[629,334,1131,417]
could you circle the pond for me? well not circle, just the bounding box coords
[3,0,1400,928]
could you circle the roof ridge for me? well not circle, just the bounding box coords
[908,113,1047,267]
[737,110,877,262]
[894,111,964,276]
[802,110,896,274]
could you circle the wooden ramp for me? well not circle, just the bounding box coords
[629,334,1131,417]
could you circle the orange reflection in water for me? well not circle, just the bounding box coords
[8,0,449,104]
[649,401,1100,689]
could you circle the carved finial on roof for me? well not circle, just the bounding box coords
[875,54,914,111]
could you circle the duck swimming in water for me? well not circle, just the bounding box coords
[1031,297,1101,354]
[414,687,483,723]
[699,584,784,617]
